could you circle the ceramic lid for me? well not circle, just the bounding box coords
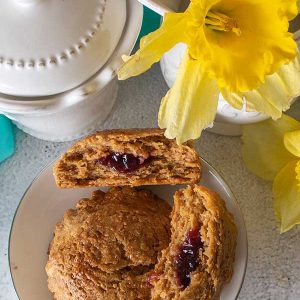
[0,0,126,96]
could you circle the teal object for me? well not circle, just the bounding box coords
[0,115,14,163]
[137,6,161,45]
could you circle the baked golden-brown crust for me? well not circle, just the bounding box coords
[53,128,201,188]
[46,187,171,300]
[150,185,237,300]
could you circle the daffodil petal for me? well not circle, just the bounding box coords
[243,76,292,119]
[221,89,244,110]
[284,130,300,157]
[117,13,188,80]
[158,51,219,144]
[273,160,300,233]
[242,114,300,180]
[296,160,300,190]
[276,52,300,97]
[242,53,300,119]
[282,0,299,20]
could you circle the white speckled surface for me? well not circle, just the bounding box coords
[1,64,300,300]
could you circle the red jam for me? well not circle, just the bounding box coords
[97,152,152,173]
[174,228,203,289]
[147,272,160,284]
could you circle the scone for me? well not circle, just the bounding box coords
[46,187,171,300]
[149,185,237,300]
[53,128,201,188]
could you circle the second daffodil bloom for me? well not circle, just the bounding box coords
[117,0,300,143]
[242,114,300,233]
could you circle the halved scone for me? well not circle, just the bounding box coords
[149,185,237,300]
[54,128,201,188]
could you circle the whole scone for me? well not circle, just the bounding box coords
[46,187,171,300]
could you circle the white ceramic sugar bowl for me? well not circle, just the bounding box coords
[0,0,143,141]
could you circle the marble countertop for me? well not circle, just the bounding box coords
[1,64,300,300]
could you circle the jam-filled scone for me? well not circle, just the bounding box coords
[53,128,201,188]
[149,185,237,300]
[46,187,171,300]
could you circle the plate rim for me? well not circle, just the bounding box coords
[8,156,248,300]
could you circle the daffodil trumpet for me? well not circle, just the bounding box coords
[242,114,300,233]
[118,0,300,143]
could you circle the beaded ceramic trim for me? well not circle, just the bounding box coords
[0,0,107,70]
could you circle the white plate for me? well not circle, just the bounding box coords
[9,158,248,300]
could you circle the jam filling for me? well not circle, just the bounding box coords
[174,228,203,289]
[97,152,152,173]
[147,272,160,284]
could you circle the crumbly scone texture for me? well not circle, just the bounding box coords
[53,128,201,188]
[46,187,171,300]
[150,185,237,300]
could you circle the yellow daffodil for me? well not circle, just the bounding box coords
[242,114,300,233]
[118,0,300,143]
